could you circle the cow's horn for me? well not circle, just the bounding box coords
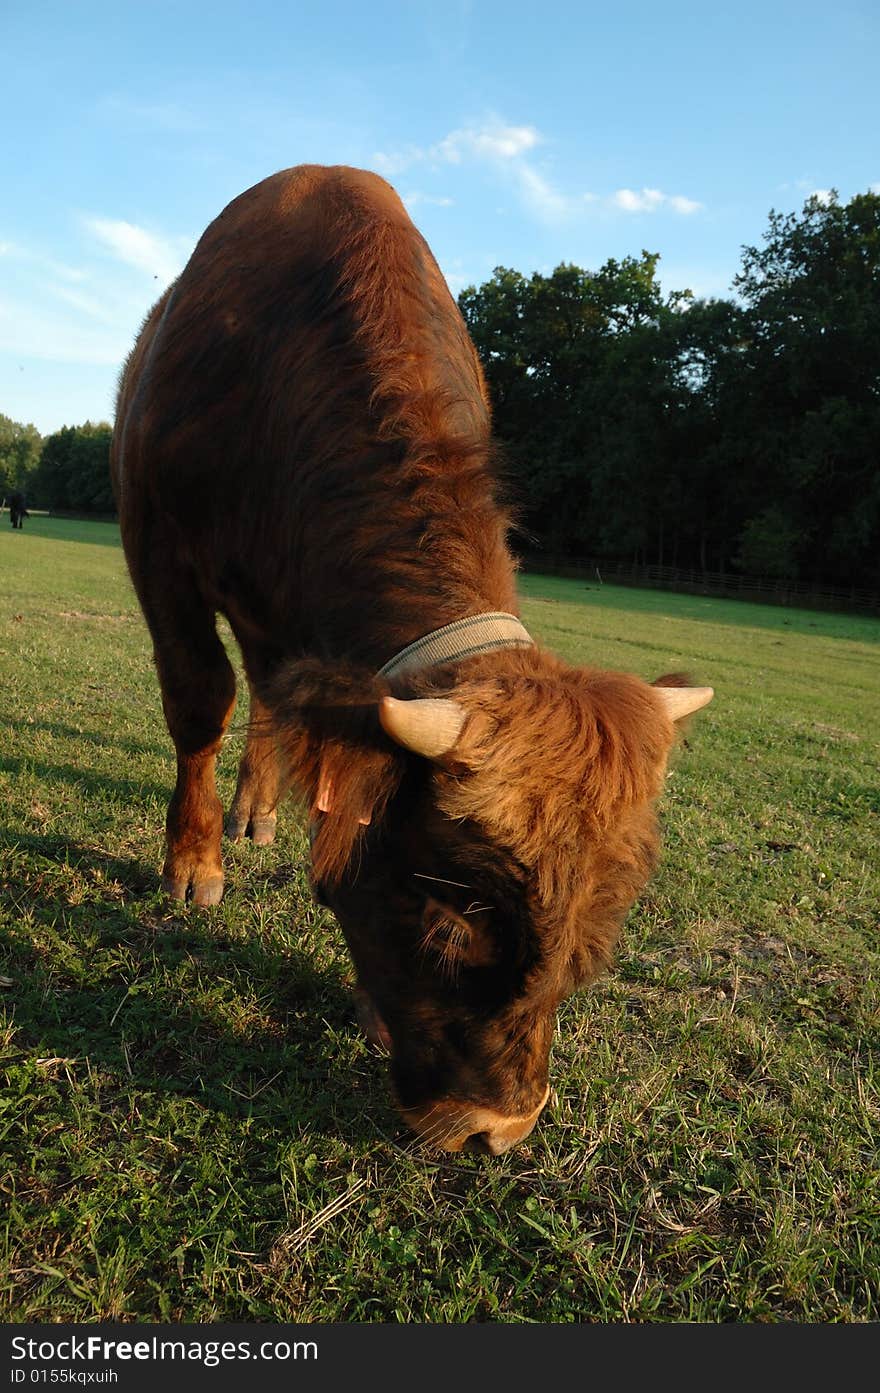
[379,696,467,758]
[655,686,714,721]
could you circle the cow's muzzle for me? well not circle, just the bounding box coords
[401,1085,551,1156]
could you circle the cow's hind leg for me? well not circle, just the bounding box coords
[226,686,281,845]
[143,577,237,906]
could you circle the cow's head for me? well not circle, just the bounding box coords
[272,653,712,1154]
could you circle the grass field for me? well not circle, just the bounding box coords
[1,516,878,1322]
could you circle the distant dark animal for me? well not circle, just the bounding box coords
[8,492,27,528]
[111,165,713,1154]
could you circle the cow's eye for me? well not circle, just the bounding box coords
[420,897,496,980]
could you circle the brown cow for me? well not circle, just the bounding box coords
[111,165,712,1154]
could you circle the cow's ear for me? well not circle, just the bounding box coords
[307,738,396,884]
[315,758,372,825]
[264,658,399,882]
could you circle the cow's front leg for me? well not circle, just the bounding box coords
[152,612,237,906]
[163,752,229,906]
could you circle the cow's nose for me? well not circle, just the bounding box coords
[402,1085,550,1154]
[463,1129,521,1157]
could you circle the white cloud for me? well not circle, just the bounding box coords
[436,123,541,164]
[667,194,703,215]
[373,145,426,177]
[49,284,118,322]
[375,120,541,175]
[376,119,703,226]
[513,164,571,222]
[0,294,132,366]
[809,188,835,205]
[614,187,663,213]
[776,177,816,193]
[613,187,703,215]
[0,217,192,372]
[402,191,455,208]
[0,239,88,282]
[84,217,191,286]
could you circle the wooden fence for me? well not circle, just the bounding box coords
[520,555,880,617]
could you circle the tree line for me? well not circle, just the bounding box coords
[1,417,113,514]
[459,190,880,589]
[5,191,878,590]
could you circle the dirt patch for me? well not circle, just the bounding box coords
[58,610,132,623]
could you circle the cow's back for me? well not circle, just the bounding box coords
[111,165,500,658]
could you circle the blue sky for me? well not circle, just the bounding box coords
[3,0,878,436]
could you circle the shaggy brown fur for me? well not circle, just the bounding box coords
[112,164,702,1150]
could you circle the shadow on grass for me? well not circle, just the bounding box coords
[520,574,880,641]
[15,518,122,549]
[0,715,169,761]
[0,832,393,1149]
[0,753,172,806]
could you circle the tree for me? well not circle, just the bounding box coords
[31,421,115,513]
[459,255,691,561]
[733,190,880,586]
[458,188,880,589]
[0,414,42,500]
[665,296,751,572]
[734,505,802,579]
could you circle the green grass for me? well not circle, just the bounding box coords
[1,516,878,1322]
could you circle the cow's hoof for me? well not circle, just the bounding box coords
[354,988,392,1052]
[250,814,277,845]
[225,809,277,845]
[161,873,225,907]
